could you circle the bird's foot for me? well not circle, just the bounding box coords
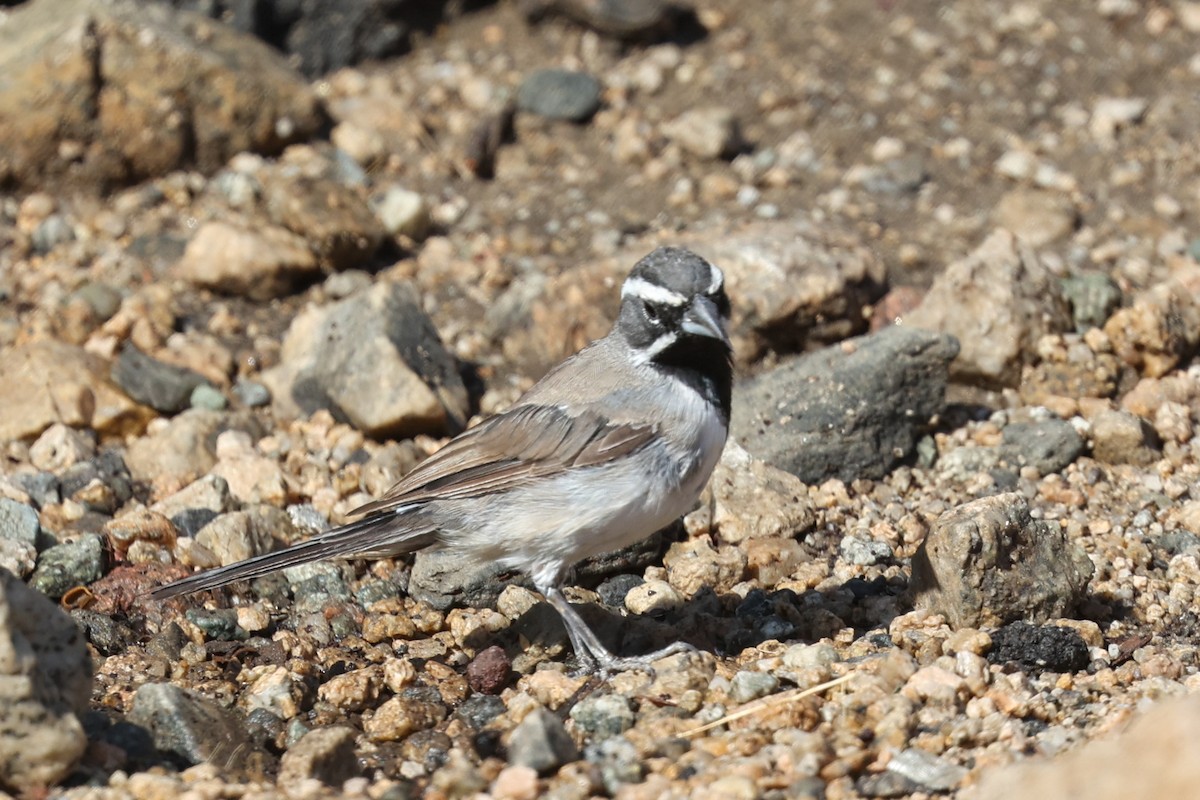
[584,641,698,679]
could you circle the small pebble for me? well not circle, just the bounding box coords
[516,69,603,122]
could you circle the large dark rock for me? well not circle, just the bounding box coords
[112,345,211,415]
[128,683,268,770]
[732,326,959,484]
[162,0,453,77]
[0,0,324,192]
[987,621,1091,673]
[911,493,1094,629]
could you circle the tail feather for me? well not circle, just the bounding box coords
[151,512,436,600]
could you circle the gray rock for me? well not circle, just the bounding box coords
[410,549,520,611]
[858,770,919,797]
[70,608,135,655]
[286,562,352,614]
[58,450,134,514]
[30,534,105,598]
[730,670,780,703]
[1061,273,1122,331]
[71,282,123,323]
[575,530,668,583]
[1000,420,1086,475]
[31,214,75,253]
[331,147,369,186]
[584,735,644,795]
[569,694,636,739]
[517,69,603,122]
[278,726,359,788]
[0,567,93,791]
[887,749,968,792]
[12,472,61,509]
[0,0,323,192]
[0,498,41,546]
[128,683,262,767]
[850,157,929,196]
[456,695,507,730]
[189,384,227,411]
[112,344,210,415]
[903,229,1073,387]
[184,607,242,641]
[840,535,893,567]
[911,493,1094,629]
[597,574,644,607]
[733,326,959,483]
[233,379,272,408]
[507,707,579,775]
[287,504,329,535]
[263,282,469,438]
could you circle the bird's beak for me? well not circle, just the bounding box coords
[681,295,728,343]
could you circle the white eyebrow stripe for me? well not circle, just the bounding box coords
[706,262,723,295]
[622,276,688,306]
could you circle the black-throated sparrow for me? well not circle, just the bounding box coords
[152,246,733,674]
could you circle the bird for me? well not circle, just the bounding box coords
[152,246,733,675]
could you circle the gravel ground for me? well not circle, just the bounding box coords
[3,0,1200,798]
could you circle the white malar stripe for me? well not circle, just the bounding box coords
[622,276,688,306]
[706,261,724,295]
[630,331,677,365]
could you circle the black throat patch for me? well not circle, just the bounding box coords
[653,336,733,423]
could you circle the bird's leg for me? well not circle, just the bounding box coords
[541,585,696,677]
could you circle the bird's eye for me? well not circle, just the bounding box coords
[643,301,662,325]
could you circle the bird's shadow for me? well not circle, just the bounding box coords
[476,571,910,670]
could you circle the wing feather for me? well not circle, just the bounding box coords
[350,404,657,516]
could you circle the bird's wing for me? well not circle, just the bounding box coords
[350,403,658,515]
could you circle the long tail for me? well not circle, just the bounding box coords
[150,511,436,600]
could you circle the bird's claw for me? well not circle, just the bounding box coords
[575,641,698,679]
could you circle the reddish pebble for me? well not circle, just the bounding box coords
[467,645,512,694]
